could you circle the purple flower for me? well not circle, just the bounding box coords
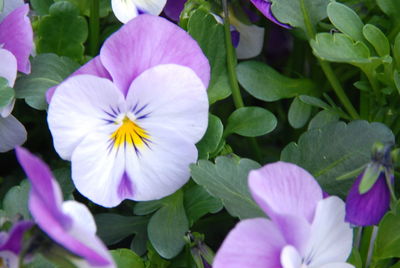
[0,0,33,152]
[15,147,116,267]
[346,172,391,226]
[213,162,354,268]
[164,0,186,21]
[249,0,291,28]
[0,220,34,268]
[46,15,210,207]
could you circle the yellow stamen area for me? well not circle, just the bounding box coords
[111,116,150,148]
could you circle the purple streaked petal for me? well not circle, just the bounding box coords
[345,172,391,226]
[0,115,26,152]
[46,56,111,104]
[0,221,34,254]
[0,4,33,74]
[164,0,186,21]
[15,147,71,226]
[100,14,210,96]
[248,162,323,223]
[213,218,285,268]
[250,0,291,29]
[117,172,134,200]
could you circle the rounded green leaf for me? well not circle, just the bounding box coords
[363,24,390,57]
[3,179,30,219]
[196,114,223,159]
[110,249,145,268]
[327,1,364,42]
[224,107,277,137]
[288,97,312,129]
[31,0,54,15]
[0,77,14,108]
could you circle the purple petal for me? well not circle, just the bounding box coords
[0,4,33,73]
[46,56,111,103]
[164,0,186,21]
[345,172,391,226]
[248,162,323,223]
[250,0,291,29]
[231,30,240,48]
[100,14,210,96]
[213,218,285,268]
[0,221,34,254]
[16,147,112,266]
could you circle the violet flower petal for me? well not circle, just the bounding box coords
[0,0,24,20]
[0,220,34,254]
[250,0,291,29]
[164,0,186,21]
[100,14,210,96]
[345,172,391,226]
[213,218,286,268]
[0,4,33,74]
[248,161,323,223]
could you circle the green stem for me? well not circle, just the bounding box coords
[89,0,100,56]
[359,226,373,267]
[299,0,360,119]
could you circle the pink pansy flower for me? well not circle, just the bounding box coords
[0,0,33,152]
[16,147,116,267]
[213,162,354,268]
[111,0,167,23]
[47,15,210,207]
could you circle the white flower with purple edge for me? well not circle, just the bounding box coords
[0,0,33,152]
[16,147,116,268]
[111,0,167,23]
[213,162,354,268]
[47,14,210,207]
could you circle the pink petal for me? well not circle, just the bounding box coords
[100,14,210,95]
[213,218,285,268]
[0,4,33,74]
[248,161,323,223]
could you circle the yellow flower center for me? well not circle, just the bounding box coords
[110,116,150,148]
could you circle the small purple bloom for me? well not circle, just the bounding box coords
[346,172,391,226]
[0,220,34,268]
[213,162,354,268]
[15,147,116,267]
[250,0,291,28]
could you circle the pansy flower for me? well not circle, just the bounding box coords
[0,220,34,268]
[213,162,354,268]
[16,147,116,267]
[249,0,291,28]
[47,15,210,207]
[0,0,33,152]
[111,0,167,23]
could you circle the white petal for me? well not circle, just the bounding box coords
[62,201,116,268]
[316,263,355,268]
[280,245,302,268]
[305,197,353,266]
[126,64,209,144]
[125,126,198,200]
[71,125,126,207]
[48,75,126,160]
[0,0,24,21]
[233,20,265,59]
[0,48,17,87]
[133,0,166,15]
[0,251,19,268]
[111,0,139,23]
[0,115,26,152]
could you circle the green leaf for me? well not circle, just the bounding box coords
[377,0,400,20]
[31,0,54,15]
[26,254,56,268]
[190,156,264,219]
[363,24,390,57]
[14,53,79,110]
[270,0,329,33]
[327,1,364,42]
[237,61,315,102]
[308,110,339,130]
[281,121,395,197]
[0,0,3,13]
[348,248,363,268]
[52,168,75,200]
[36,1,88,61]
[288,97,312,129]
[196,114,223,159]
[224,107,277,137]
[148,190,189,259]
[95,214,149,256]
[375,202,400,260]
[110,249,145,268]
[184,184,223,226]
[0,77,14,108]
[394,70,400,94]
[299,95,331,110]
[3,179,30,219]
[187,10,231,104]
